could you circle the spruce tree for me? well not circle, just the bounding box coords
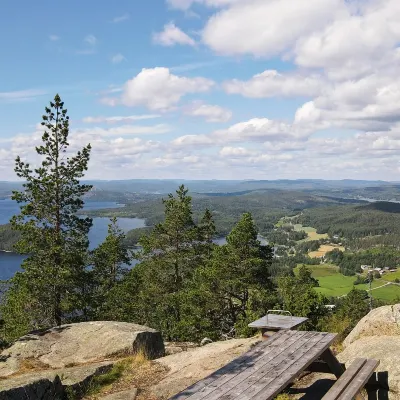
[194,213,275,338]
[2,94,92,336]
[91,217,131,318]
[134,185,204,340]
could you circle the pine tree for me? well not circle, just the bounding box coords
[133,185,204,340]
[2,94,92,336]
[198,208,216,260]
[194,213,275,338]
[91,217,131,318]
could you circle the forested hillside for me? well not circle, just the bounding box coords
[87,190,363,236]
[299,202,400,238]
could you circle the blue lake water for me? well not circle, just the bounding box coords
[0,200,146,280]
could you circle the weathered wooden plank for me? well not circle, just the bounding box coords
[321,358,367,400]
[195,331,312,400]
[339,359,380,400]
[247,333,337,400]
[248,315,308,330]
[320,348,346,378]
[215,332,323,400]
[169,330,294,400]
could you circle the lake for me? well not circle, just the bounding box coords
[0,200,146,280]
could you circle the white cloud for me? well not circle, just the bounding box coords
[111,53,126,64]
[0,89,47,102]
[213,118,310,143]
[103,67,214,111]
[111,13,130,23]
[202,0,345,57]
[184,102,232,122]
[82,115,160,124]
[49,35,59,41]
[223,70,324,98]
[219,146,255,157]
[153,23,196,47]
[294,0,400,80]
[84,34,97,46]
[171,134,215,147]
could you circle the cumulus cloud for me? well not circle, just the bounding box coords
[213,118,311,143]
[202,0,344,57]
[184,102,232,122]
[223,70,324,98]
[102,67,214,111]
[153,23,196,46]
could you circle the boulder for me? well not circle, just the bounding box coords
[343,304,400,347]
[0,361,114,399]
[0,375,63,400]
[0,321,164,376]
[151,337,261,399]
[338,336,400,399]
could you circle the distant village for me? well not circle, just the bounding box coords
[361,265,398,275]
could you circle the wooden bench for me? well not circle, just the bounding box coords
[169,330,344,400]
[322,358,380,400]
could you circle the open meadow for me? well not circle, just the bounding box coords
[294,264,400,302]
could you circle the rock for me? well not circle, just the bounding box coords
[200,338,213,346]
[0,321,165,376]
[338,336,400,399]
[100,388,138,400]
[0,361,114,399]
[343,304,400,347]
[0,375,63,400]
[151,337,261,399]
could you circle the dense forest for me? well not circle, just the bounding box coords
[298,202,400,239]
[86,190,364,237]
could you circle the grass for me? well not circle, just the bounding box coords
[295,264,400,301]
[382,269,400,282]
[371,285,400,302]
[82,351,168,400]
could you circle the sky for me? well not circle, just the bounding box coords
[1,0,400,181]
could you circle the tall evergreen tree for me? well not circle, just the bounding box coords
[91,217,131,318]
[2,94,92,337]
[133,185,206,339]
[198,208,216,260]
[194,213,275,338]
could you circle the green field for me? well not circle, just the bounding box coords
[382,269,400,282]
[294,265,400,301]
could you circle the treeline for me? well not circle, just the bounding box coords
[87,189,350,237]
[325,248,400,275]
[298,202,400,239]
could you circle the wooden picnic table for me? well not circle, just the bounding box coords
[248,314,309,332]
[170,329,344,400]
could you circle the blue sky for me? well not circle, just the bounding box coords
[1,0,400,180]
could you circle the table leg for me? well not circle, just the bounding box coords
[320,348,345,378]
[261,329,277,340]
